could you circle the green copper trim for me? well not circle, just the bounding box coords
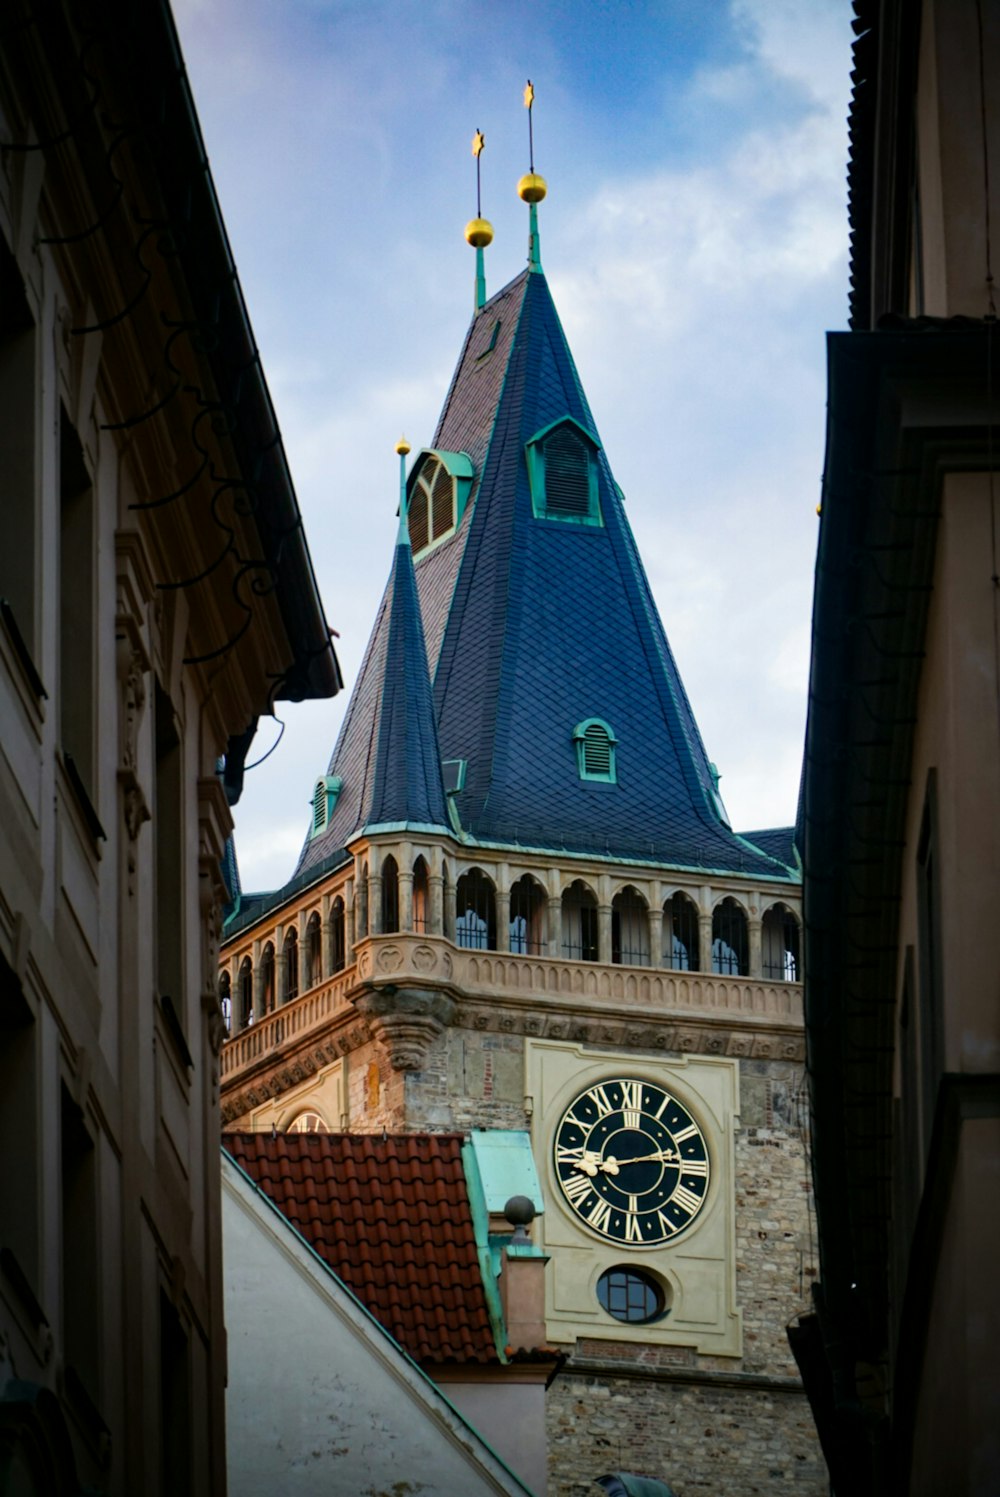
[475,245,487,313]
[528,202,542,272]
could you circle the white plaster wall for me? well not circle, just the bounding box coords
[223,1157,532,1497]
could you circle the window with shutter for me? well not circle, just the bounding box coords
[525,417,602,525]
[572,719,617,782]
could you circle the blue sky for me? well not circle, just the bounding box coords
[173,0,854,892]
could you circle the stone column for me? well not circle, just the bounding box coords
[647,906,663,968]
[345,878,356,962]
[251,938,264,1021]
[749,914,763,979]
[399,841,413,932]
[399,869,414,932]
[597,905,613,965]
[369,868,382,937]
[443,876,456,943]
[429,872,444,937]
[496,888,511,952]
[321,892,333,978]
[275,924,288,1004]
[699,913,713,974]
[547,897,561,957]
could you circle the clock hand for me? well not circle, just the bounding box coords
[599,1147,679,1171]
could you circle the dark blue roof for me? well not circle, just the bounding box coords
[297,266,794,880]
[365,517,451,833]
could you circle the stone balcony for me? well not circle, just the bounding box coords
[220,931,804,1102]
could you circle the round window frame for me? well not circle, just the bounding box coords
[596,1265,671,1326]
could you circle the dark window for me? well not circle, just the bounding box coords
[0,236,37,658]
[381,856,399,934]
[612,886,649,966]
[160,1292,191,1495]
[597,1267,667,1325]
[218,971,231,1033]
[61,1084,99,1398]
[154,681,183,1015]
[0,954,38,1293]
[306,913,322,988]
[284,927,298,1002]
[663,892,699,970]
[712,898,748,976]
[408,486,429,552]
[509,874,546,954]
[562,880,598,961]
[60,408,95,796]
[412,857,430,933]
[455,869,496,950]
[331,898,346,972]
[260,943,275,1015]
[238,957,253,1028]
[762,903,799,981]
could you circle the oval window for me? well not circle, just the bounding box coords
[596,1266,669,1325]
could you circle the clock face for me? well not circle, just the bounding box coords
[553,1077,711,1245]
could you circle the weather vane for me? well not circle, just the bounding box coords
[472,128,485,216]
[524,80,535,171]
[518,79,547,271]
[465,128,494,313]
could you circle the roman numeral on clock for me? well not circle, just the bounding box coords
[624,1211,642,1242]
[585,1198,612,1233]
[562,1171,592,1204]
[619,1080,643,1112]
[671,1183,703,1216]
[588,1085,614,1119]
[672,1122,699,1143]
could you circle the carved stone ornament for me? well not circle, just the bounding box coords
[352,985,456,1072]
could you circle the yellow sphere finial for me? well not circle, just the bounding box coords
[395,435,411,457]
[518,172,547,204]
[465,217,494,248]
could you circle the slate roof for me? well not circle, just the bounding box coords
[739,826,798,869]
[297,264,795,879]
[225,1132,500,1365]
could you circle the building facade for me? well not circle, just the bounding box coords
[0,5,340,1493]
[220,192,823,1492]
[796,2,1000,1494]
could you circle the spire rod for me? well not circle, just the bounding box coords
[465,129,494,314]
[518,80,547,272]
[395,436,411,544]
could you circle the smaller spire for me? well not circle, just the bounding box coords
[465,129,494,314]
[518,79,547,272]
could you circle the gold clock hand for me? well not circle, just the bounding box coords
[599,1147,679,1171]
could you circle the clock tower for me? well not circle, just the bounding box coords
[219,130,823,1492]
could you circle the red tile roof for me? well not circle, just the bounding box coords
[226,1132,500,1365]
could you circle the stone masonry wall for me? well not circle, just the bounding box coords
[546,1373,826,1496]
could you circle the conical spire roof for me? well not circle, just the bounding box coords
[297,263,792,880]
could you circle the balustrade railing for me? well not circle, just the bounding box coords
[220,932,802,1087]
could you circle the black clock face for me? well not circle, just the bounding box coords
[553,1077,710,1245]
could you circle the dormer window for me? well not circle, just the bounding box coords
[405,450,474,557]
[311,775,342,837]
[573,719,617,782]
[526,417,601,526]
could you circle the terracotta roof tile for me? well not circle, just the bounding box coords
[226,1132,500,1365]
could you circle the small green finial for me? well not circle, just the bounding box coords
[395,436,411,543]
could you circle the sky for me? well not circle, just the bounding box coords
[172,0,855,894]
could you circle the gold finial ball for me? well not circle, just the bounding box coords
[518,172,547,204]
[395,436,411,456]
[465,217,494,248]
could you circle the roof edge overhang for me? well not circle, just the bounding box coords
[802,322,1000,1393]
